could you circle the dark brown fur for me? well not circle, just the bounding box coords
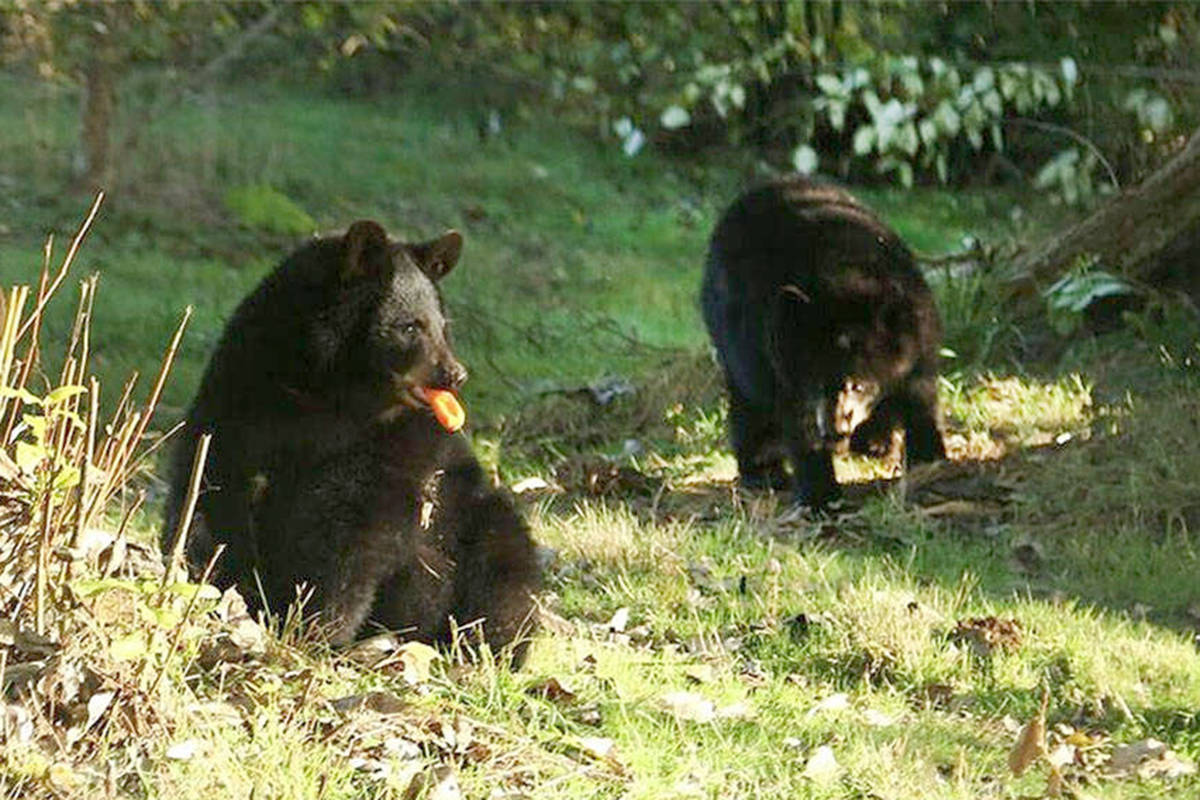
[701,176,945,507]
[162,221,539,663]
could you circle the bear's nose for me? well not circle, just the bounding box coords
[440,361,468,390]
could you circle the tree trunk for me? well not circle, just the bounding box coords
[79,19,116,192]
[1008,125,1200,298]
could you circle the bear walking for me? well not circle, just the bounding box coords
[162,220,539,662]
[701,176,945,508]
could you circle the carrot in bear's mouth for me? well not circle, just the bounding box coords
[421,387,466,432]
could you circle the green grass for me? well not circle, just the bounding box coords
[2,70,1199,798]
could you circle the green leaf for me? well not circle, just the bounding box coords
[1144,97,1173,133]
[852,125,875,156]
[972,66,994,92]
[0,387,42,405]
[110,633,149,661]
[162,582,222,602]
[1060,56,1078,86]
[14,441,42,474]
[918,118,938,147]
[73,577,140,598]
[933,101,960,136]
[791,145,818,175]
[982,89,1002,117]
[660,105,691,130]
[860,89,883,120]
[51,465,80,492]
[22,413,46,442]
[815,74,843,96]
[897,122,919,157]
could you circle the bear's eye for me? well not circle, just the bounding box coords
[398,321,422,337]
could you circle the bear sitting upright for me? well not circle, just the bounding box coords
[701,176,945,508]
[162,220,540,663]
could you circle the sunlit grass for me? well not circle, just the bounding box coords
[2,73,1199,798]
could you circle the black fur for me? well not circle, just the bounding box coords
[162,221,539,662]
[701,176,945,507]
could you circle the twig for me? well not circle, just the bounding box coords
[147,542,225,699]
[16,193,103,341]
[164,433,211,587]
[68,376,100,559]
[125,305,192,479]
[1005,117,1120,190]
[34,491,53,637]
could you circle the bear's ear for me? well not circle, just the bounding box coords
[409,230,463,281]
[341,220,391,281]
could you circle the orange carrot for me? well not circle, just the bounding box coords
[422,387,465,432]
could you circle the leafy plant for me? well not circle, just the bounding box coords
[1033,147,1108,208]
[817,56,1078,188]
[223,183,315,235]
[1043,259,1133,335]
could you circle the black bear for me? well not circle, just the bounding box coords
[701,176,945,508]
[162,220,540,663]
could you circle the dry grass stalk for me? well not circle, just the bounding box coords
[164,432,211,586]
[0,195,189,633]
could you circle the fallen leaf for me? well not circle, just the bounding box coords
[1008,688,1049,777]
[349,756,392,780]
[1107,737,1196,779]
[537,606,576,636]
[607,607,630,633]
[1139,750,1197,780]
[1046,764,1065,797]
[661,691,715,723]
[919,682,956,708]
[950,616,1023,657]
[403,765,462,800]
[803,745,840,783]
[1046,743,1075,769]
[527,676,577,704]
[862,708,896,727]
[577,736,615,759]
[397,641,440,685]
[85,691,115,731]
[1108,738,1167,773]
[715,701,755,720]
[807,692,850,716]
[46,762,82,792]
[330,691,407,715]
[165,739,202,761]
[228,617,268,655]
[186,701,243,727]
[109,633,148,661]
[683,664,715,684]
[344,632,400,665]
[2,704,32,744]
[511,476,551,494]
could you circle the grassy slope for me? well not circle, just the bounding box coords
[1,74,1199,798]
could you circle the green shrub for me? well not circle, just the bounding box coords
[223,183,315,235]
